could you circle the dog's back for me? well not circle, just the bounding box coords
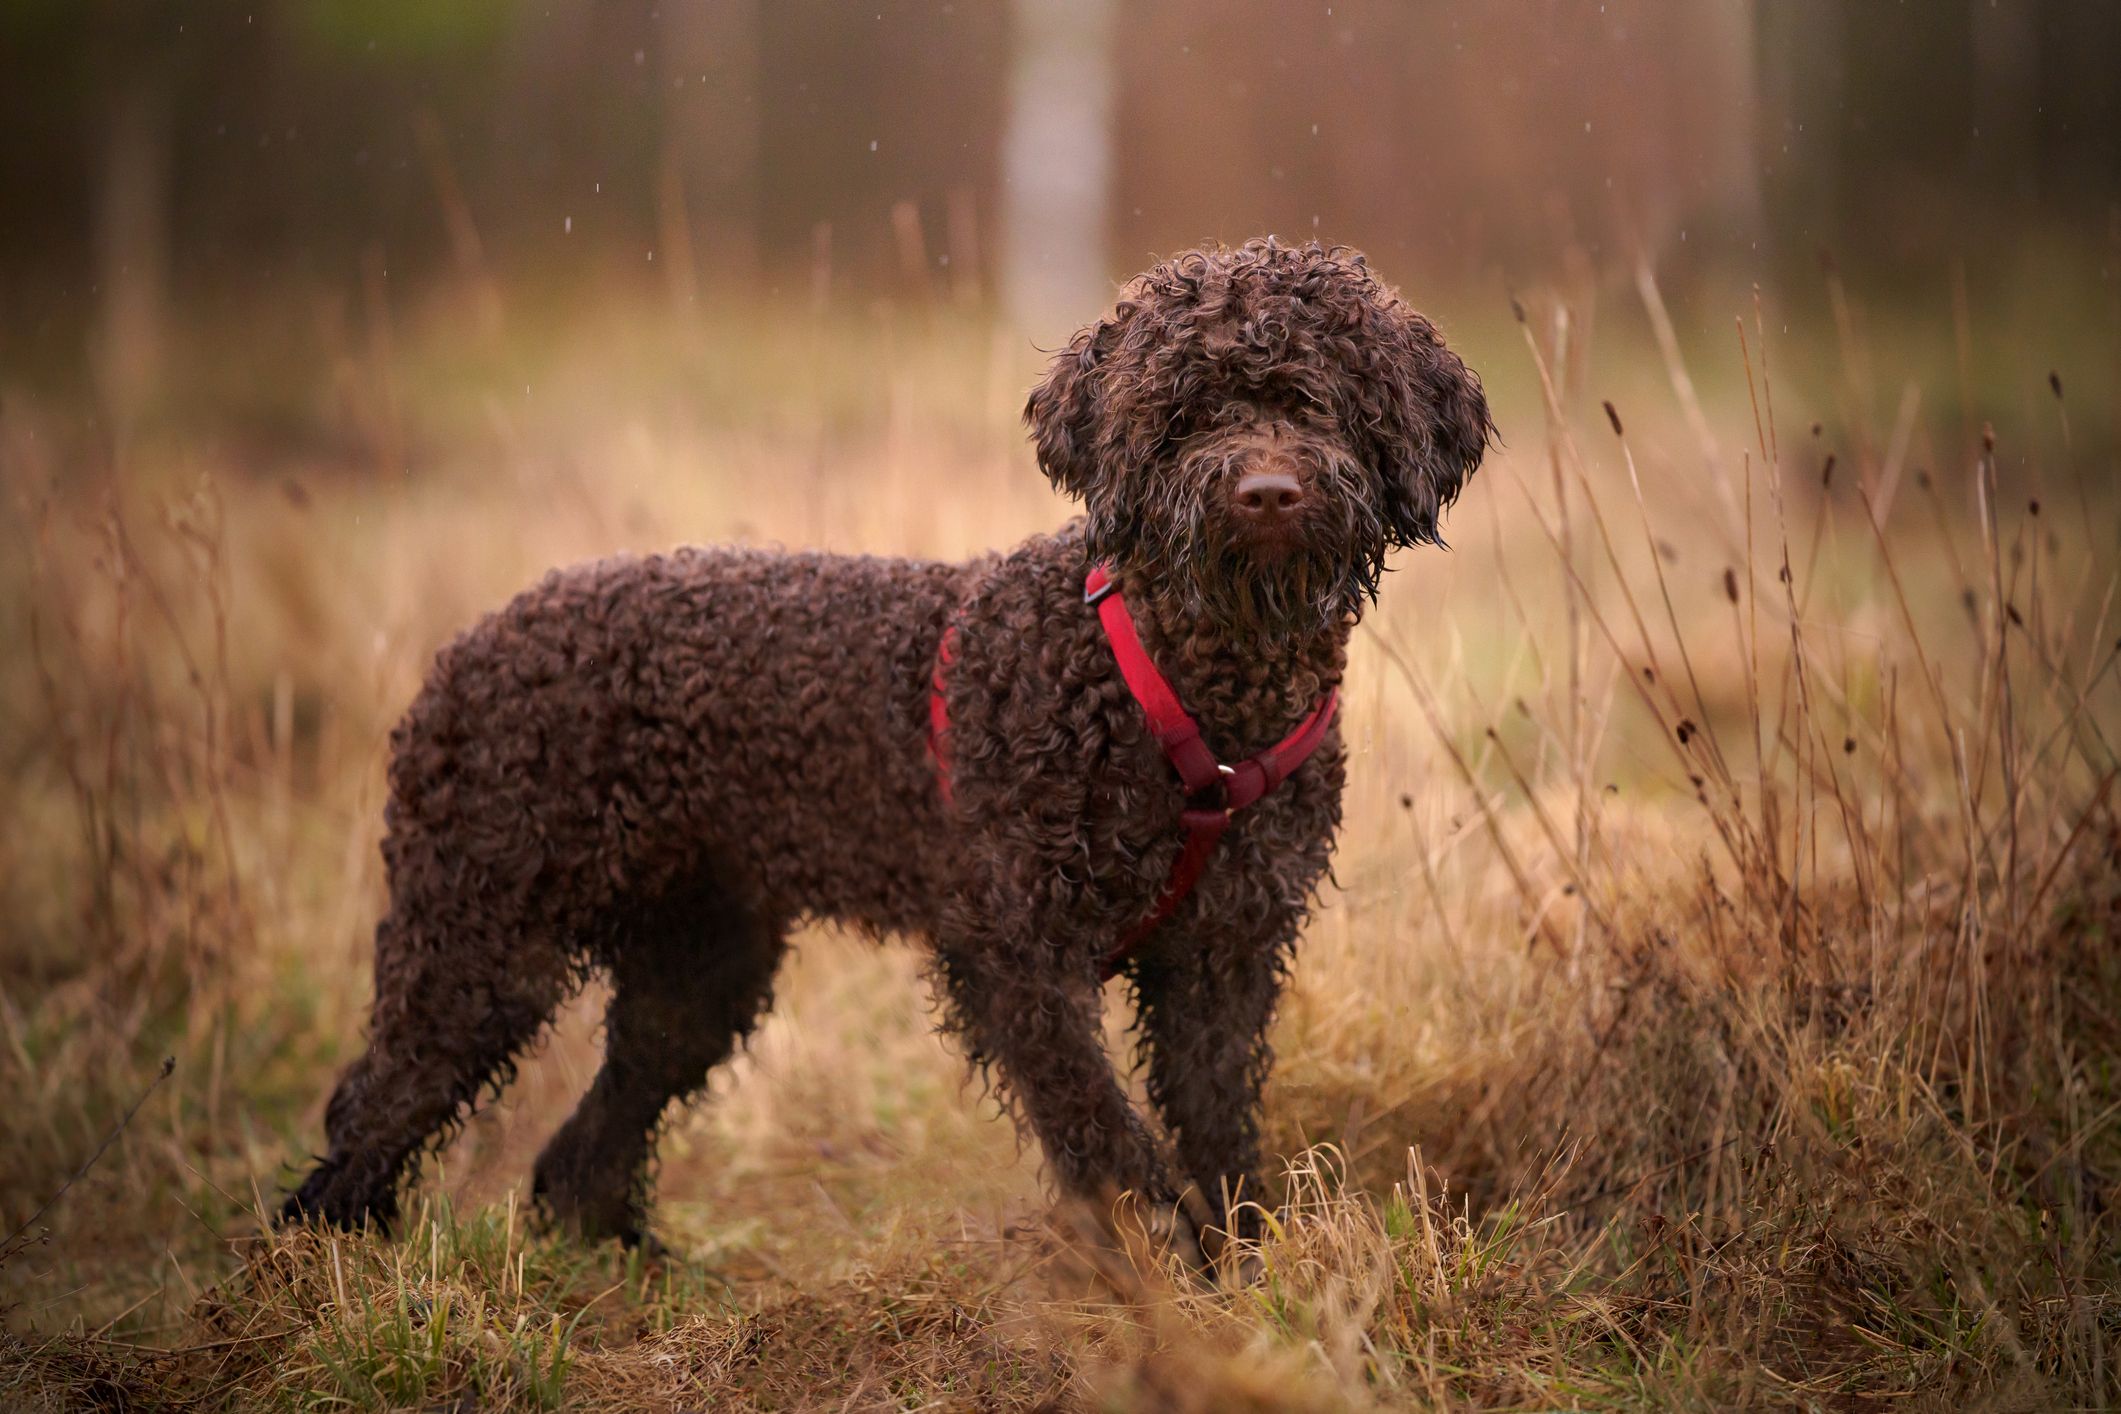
[395,545,975,942]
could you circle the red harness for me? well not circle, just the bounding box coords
[928,563,1340,978]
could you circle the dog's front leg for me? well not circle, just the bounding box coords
[1133,907,1298,1264]
[933,888,1179,1251]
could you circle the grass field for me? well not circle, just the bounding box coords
[2,268,2118,1409]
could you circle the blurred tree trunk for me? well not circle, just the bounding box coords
[1685,0,1765,246]
[1969,0,2040,211]
[1755,0,1846,286]
[90,7,173,460]
[659,0,761,306]
[999,0,1116,336]
[2038,0,2121,213]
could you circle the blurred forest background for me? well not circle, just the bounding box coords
[6,4,2121,1408]
[3,0,2119,455]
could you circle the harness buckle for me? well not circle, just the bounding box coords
[1184,762,1237,816]
[1084,574,1121,607]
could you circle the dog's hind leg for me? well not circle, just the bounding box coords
[532,880,788,1247]
[281,898,578,1234]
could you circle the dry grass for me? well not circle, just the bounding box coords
[0,272,2117,1410]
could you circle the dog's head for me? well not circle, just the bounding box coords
[1026,239,1491,637]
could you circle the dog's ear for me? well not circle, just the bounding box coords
[1024,315,1121,500]
[1360,304,1493,549]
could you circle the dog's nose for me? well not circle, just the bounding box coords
[1234,467,1304,521]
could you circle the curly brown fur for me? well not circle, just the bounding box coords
[281,239,1490,1258]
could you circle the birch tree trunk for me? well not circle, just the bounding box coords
[999,0,1117,337]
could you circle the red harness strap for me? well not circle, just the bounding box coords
[928,563,1340,978]
[928,622,962,806]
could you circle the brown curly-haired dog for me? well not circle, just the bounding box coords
[282,239,1490,1258]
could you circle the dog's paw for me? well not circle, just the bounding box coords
[621,1225,671,1260]
[1217,1245,1267,1290]
[1139,1200,1208,1271]
[277,1158,398,1237]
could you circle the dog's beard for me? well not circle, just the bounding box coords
[1091,451,1387,643]
[1185,543,1357,641]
